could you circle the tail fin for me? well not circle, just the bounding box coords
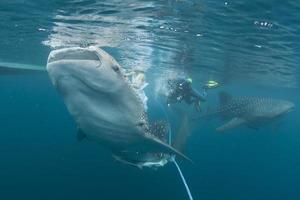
[144,135,192,163]
[192,91,232,122]
[190,105,217,122]
[219,91,232,106]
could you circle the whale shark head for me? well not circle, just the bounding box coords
[265,100,294,118]
[47,47,148,147]
[46,46,190,167]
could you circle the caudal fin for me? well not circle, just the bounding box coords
[219,91,232,106]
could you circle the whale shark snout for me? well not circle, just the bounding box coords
[47,47,124,96]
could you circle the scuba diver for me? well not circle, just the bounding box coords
[167,77,219,112]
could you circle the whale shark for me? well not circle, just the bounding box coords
[46,46,191,168]
[208,92,295,132]
[0,46,194,199]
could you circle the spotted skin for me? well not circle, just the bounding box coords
[210,93,294,131]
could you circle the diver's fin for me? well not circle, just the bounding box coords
[144,135,193,163]
[77,129,87,141]
[219,91,232,106]
[216,117,245,132]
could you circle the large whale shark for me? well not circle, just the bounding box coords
[208,92,294,132]
[46,46,190,168]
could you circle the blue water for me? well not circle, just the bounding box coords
[0,0,299,199]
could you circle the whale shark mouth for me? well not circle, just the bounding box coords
[46,46,191,166]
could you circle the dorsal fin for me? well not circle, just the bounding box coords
[219,91,232,106]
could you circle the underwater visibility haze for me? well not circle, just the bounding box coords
[0,0,299,200]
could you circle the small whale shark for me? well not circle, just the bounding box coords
[208,92,294,132]
[46,46,190,168]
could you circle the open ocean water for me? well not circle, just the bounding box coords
[0,0,299,199]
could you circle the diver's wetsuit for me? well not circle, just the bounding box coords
[167,78,206,111]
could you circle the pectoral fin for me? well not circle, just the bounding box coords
[143,135,192,163]
[216,117,246,132]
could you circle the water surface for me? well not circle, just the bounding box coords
[0,0,299,199]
